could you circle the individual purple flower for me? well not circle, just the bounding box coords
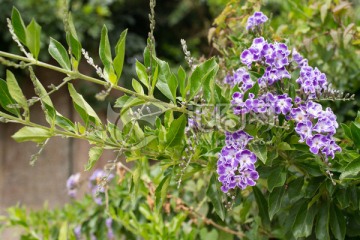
[236,149,257,169]
[66,173,81,198]
[249,37,266,58]
[306,101,322,118]
[306,134,328,154]
[246,11,268,31]
[232,92,248,115]
[224,73,235,86]
[290,107,307,122]
[295,120,313,142]
[313,118,336,135]
[225,130,253,149]
[321,139,341,159]
[274,94,293,115]
[237,167,259,189]
[233,67,254,91]
[292,48,308,67]
[241,49,256,68]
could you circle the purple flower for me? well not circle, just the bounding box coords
[292,48,308,67]
[232,92,249,115]
[246,11,268,30]
[313,118,336,135]
[106,218,114,239]
[290,107,307,122]
[224,73,235,86]
[241,49,256,68]
[274,94,293,115]
[236,149,257,169]
[237,167,259,189]
[306,101,322,118]
[306,134,328,154]
[66,173,81,198]
[321,139,341,159]
[233,67,254,91]
[295,120,313,142]
[89,169,114,205]
[225,130,253,149]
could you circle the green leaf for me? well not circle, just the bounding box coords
[206,174,226,221]
[252,186,270,228]
[85,147,104,171]
[341,123,352,139]
[12,126,51,143]
[330,204,346,240]
[350,123,360,149]
[49,38,71,70]
[154,57,178,103]
[267,166,286,192]
[287,177,304,203]
[132,79,144,94]
[268,186,285,220]
[202,65,219,103]
[292,201,317,238]
[58,221,68,240]
[340,157,360,180]
[188,58,217,100]
[251,144,267,164]
[166,114,186,147]
[315,201,330,240]
[26,19,41,59]
[6,70,28,112]
[0,79,20,116]
[113,29,127,81]
[66,13,81,61]
[68,83,101,126]
[178,66,186,99]
[155,175,171,211]
[99,25,112,70]
[135,60,149,88]
[11,7,26,45]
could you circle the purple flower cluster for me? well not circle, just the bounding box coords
[89,169,114,205]
[291,101,341,159]
[218,11,342,192]
[246,11,268,31]
[217,130,259,192]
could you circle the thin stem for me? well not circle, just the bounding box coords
[0,51,189,114]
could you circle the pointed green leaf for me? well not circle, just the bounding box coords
[26,19,41,59]
[207,174,226,221]
[68,83,101,126]
[113,29,127,81]
[6,70,28,112]
[12,126,51,143]
[166,114,186,147]
[99,25,112,71]
[330,204,346,240]
[350,123,360,149]
[253,186,270,228]
[85,146,104,171]
[316,201,330,239]
[268,186,285,220]
[135,60,149,88]
[154,57,178,103]
[58,221,68,240]
[0,79,20,116]
[340,157,360,180]
[292,202,317,238]
[11,7,26,45]
[188,58,217,100]
[155,175,171,211]
[251,144,267,164]
[178,66,186,99]
[202,64,219,103]
[267,166,286,192]
[49,38,71,70]
[132,79,144,94]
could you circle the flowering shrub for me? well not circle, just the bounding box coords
[1,1,360,239]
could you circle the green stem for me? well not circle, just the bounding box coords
[0,51,189,114]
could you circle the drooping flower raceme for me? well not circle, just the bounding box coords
[217,130,259,192]
[218,11,341,193]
